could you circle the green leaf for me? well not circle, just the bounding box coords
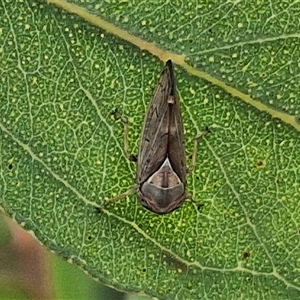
[1,1,300,299]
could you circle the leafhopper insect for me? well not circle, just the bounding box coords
[103,60,209,214]
[136,59,187,214]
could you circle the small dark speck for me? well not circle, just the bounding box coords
[111,107,119,116]
[87,235,93,241]
[195,202,204,211]
[243,251,250,259]
[255,160,265,169]
[129,154,137,162]
[142,268,146,273]
[8,163,13,170]
[95,207,102,214]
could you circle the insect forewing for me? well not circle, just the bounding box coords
[166,61,186,185]
[137,60,186,184]
[136,60,187,214]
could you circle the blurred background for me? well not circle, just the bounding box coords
[0,213,150,300]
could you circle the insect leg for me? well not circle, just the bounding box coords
[188,126,211,173]
[97,184,139,212]
[185,193,204,211]
[111,108,137,162]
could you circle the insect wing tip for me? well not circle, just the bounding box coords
[165,60,174,74]
[163,60,176,96]
[165,59,173,66]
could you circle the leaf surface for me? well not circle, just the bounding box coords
[1,1,300,299]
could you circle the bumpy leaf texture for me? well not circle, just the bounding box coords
[1,1,300,299]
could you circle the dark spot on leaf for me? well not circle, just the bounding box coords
[255,160,265,169]
[197,203,204,210]
[8,163,13,171]
[205,126,211,133]
[142,268,146,273]
[95,207,102,214]
[243,251,250,259]
[162,250,188,273]
[111,107,119,117]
